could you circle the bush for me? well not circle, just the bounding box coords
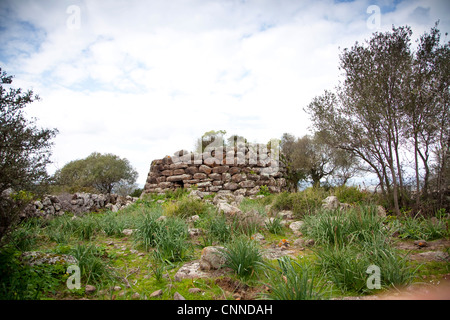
[219,236,263,280]
[8,218,42,251]
[265,216,284,235]
[200,213,232,246]
[0,246,66,299]
[316,241,416,294]
[73,214,100,241]
[133,213,191,262]
[133,212,162,251]
[70,243,117,285]
[262,256,328,300]
[333,185,371,204]
[154,217,191,262]
[162,197,209,218]
[302,205,385,247]
[271,187,330,217]
[391,212,450,241]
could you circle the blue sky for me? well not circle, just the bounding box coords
[1,0,449,188]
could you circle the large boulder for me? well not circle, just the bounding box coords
[217,202,241,216]
[21,251,78,266]
[322,196,340,210]
[199,246,227,271]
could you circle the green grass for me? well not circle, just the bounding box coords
[261,256,329,300]
[264,216,284,235]
[218,236,264,281]
[389,212,449,241]
[301,205,386,247]
[70,243,118,286]
[2,188,448,300]
[199,212,233,246]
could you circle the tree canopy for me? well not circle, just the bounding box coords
[305,22,449,215]
[54,152,138,194]
[0,67,58,244]
[280,132,357,191]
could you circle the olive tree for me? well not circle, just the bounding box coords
[0,68,58,243]
[55,152,138,194]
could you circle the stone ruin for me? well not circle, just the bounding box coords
[142,141,287,196]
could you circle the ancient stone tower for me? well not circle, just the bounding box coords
[142,142,287,196]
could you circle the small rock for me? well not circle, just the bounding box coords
[150,289,163,297]
[322,196,340,210]
[293,239,305,248]
[122,229,134,236]
[174,292,186,300]
[414,240,428,248]
[189,228,202,238]
[85,285,96,294]
[289,221,304,233]
[251,233,265,242]
[306,239,315,247]
[132,292,140,300]
[113,286,122,291]
[278,210,294,220]
[188,288,203,294]
[187,215,200,224]
[200,246,226,271]
[376,205,387,217]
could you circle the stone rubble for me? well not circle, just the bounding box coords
[142,147,287,196]
[24,192,138,218]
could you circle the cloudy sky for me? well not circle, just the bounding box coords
[1,0,449,187]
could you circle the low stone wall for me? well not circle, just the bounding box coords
[142,145,287,196]
[26,192,137,217]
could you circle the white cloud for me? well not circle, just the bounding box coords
[1,0,449,187]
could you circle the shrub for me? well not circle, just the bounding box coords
[99,212,123,237]
[8,219,41,251]
[315,245,369,293]
[133,212,162,251]
[229,213,263,236]
[70,243,117,285]
[45,215,76,244]
[133,212,191,261]
[265,217,284,235]
[392,213,450,241]
[301,205,385,247]
[0,246,67,299]
[201,213,232,245]
[271,192,293,211]
[271,188,329,217]
[73,214,100,240]
[262,256,328,300]
[219,236,263,280]
[154,217,191,262]
[162,197,209,218]
[333,185,371,204]
[257,185,271,196]
[164,188,189,200]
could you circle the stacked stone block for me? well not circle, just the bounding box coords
[143,143,287,196]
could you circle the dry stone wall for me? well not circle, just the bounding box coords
[142,144,287,196]
[25,192,137,218]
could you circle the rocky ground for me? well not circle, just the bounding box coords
[18,191,450,300]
